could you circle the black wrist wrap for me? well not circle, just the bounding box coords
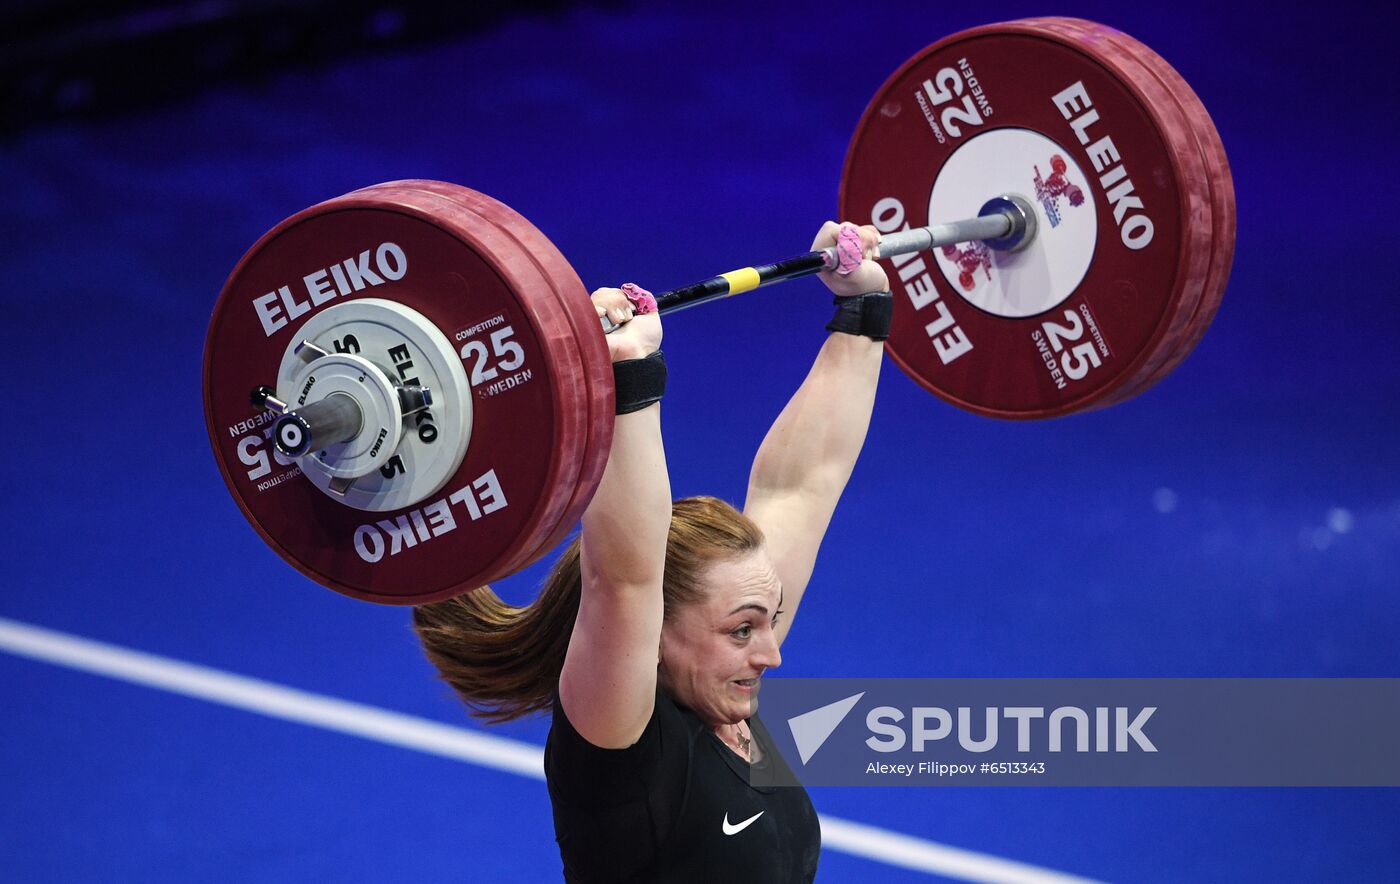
[826,291,894,341]
[613,350,667,414]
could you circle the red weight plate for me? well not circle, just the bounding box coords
[382,181,614,571]
[1062,21,1235,402]
[1016,19,1233,405]
[1011,18,1219,412]
[349,181,601,581]
[349,183,592,580]
[204,186,589,604]
[485,213,613,568]
[840,20,1213,418]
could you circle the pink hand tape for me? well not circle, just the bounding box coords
[835,224,864,276]
[621,283,658,315]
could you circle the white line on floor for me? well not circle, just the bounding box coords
[0,616,1101,884]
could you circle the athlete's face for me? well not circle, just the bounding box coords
[658,549,783,728]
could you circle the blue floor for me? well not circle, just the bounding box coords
[3,0,1399,880]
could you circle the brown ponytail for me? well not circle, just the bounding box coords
[413,496,764,723]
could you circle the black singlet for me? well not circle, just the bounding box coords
[544,688,820,882]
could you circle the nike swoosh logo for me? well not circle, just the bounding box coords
[722,811,764,835]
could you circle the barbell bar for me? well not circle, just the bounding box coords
[201,17,1234,604]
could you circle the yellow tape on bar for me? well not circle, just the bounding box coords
[719,267,761,295]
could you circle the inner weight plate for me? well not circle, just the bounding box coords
[275,298,472,510]
[204,188,587,604]
[841,21,1200,418]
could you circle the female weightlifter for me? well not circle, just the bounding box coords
[413,220,889,882]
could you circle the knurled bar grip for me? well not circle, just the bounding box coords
[603,197,1027,332]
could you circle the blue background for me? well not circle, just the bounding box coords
[2,1,1398,880]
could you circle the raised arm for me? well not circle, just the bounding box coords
[559,286,671,749]
[744,223,888,645]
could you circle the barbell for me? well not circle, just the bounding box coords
[202,18,1235,604]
